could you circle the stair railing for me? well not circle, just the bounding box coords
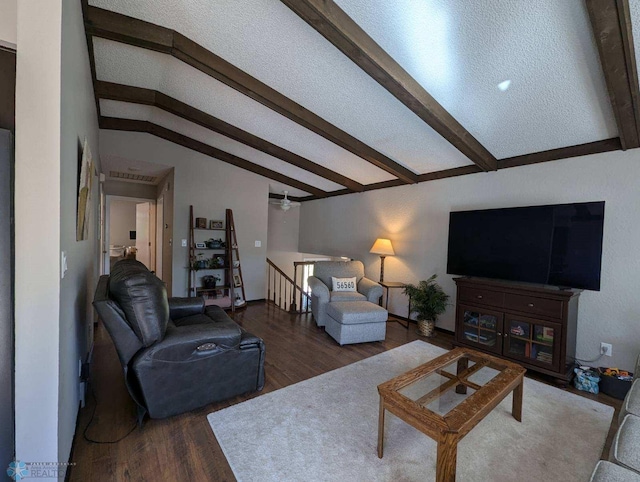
[266,258,312,313]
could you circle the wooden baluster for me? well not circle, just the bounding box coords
[267,265,271,304]
[292,264,298,312]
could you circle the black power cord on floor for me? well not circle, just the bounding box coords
[83,380,138,444]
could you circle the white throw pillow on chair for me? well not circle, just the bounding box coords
[332,277,357,292]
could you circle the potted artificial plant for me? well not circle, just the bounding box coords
[202,274,221,289]
[403,274,450,337]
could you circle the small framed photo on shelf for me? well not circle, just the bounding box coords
[233,274,242,287]
[195,217,207,229]
[210,220,224,229]
[195,242,206,249]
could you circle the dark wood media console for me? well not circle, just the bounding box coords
[453,277,581,384]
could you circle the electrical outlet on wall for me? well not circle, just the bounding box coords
[600,342,612,356]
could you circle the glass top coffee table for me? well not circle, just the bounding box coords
[377,347,526,482]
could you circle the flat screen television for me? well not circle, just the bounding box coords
[446,201,605,290]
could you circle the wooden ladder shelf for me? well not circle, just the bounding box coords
[188,205,247,313]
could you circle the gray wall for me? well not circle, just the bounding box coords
[299,149,640,371]
[0,130,13,474]
[267,203,302,279]
[58,0,101,467]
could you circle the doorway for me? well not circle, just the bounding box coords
[104,196,156,274]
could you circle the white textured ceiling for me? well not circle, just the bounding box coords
[333,0,617,157]
[630,1,640,88]
[90,0,472,172]
[89,0,626,194]
[93,38,397,185]
[100,99,345,194]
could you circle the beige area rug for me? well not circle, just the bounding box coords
[208,341,613,481]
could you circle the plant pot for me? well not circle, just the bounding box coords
[417,319,436,337]
[202,276,217,290]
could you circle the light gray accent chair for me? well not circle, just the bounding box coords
[619,353,640,423]
[308,260,383,327]
[620,379,640,423]
[590,353,640,482]
[609,414,640,475]
[590,460,640,482]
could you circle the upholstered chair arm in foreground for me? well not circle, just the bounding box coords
[358,277,384,303]
[168,296,205,320]
[308,276,330,327]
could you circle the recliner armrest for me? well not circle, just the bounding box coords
[308,276,329,302]
[358,277,384,303]
[168,296,205,320]
[142,322,242,362]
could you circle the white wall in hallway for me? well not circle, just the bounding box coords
[109,199,137,246]
[15,0,63,467]
[15,0,101,470]
[0,0,17,48]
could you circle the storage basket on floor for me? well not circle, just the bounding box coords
[598,369,634,400]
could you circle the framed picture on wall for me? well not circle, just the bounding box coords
[233,274,242,287]
[210,220,223,229]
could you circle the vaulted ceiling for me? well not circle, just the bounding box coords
[84,0,640,201]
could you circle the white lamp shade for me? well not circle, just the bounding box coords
[370,238,395,256]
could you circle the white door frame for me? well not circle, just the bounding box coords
[155,194,164,279]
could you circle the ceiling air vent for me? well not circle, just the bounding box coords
[109,171,158,183]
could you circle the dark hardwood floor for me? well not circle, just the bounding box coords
[68,302,621,481]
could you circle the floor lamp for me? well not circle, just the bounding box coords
[370,238,395,283]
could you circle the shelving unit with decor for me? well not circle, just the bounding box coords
[188,205,246,312]
[453,277,581,385]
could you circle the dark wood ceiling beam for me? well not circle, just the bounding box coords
[280,0,498,172]
[95,81,364,192]
[498,137,622,169]
[269,193,303,202]
[81,0,101,117]
[99,117,326,197]
[296,138,622,202]
[586,0,640,149]
[84,6,418,184]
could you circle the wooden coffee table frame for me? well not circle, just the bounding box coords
[377,347,526,482]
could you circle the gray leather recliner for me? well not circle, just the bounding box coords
[92,259,265,421]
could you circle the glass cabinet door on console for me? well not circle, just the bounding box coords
[457,305,503,355]
[504,315,561,371]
